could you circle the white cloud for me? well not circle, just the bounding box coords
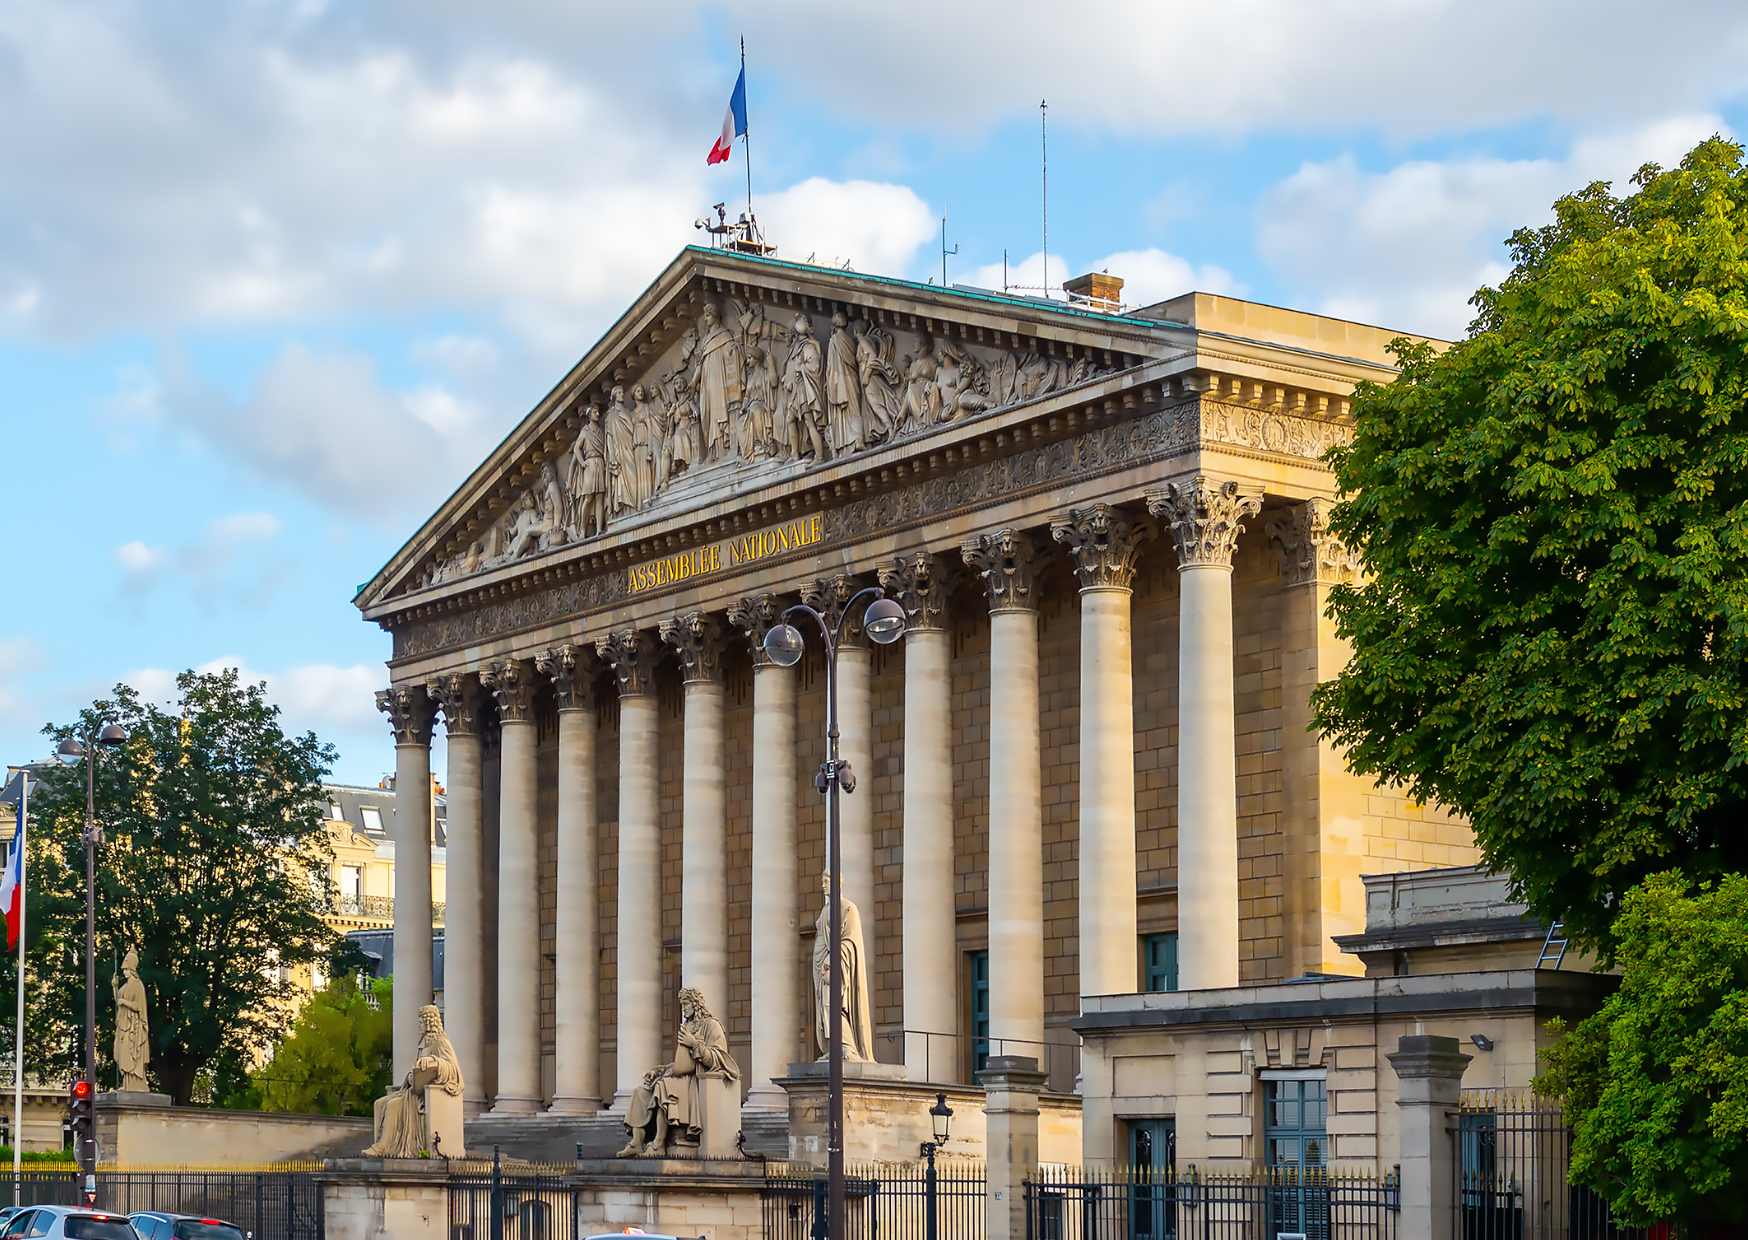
[754,178,937,274]
[413,334,501,377]
[127,657,382,737]
[115,540,168,585]
[113,510,287,605]
[1256,114,1731,338]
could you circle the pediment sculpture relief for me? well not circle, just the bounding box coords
[418,297,1117,590]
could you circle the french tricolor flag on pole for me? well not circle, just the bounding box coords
[707,63,747,166]
[1,781,23,951]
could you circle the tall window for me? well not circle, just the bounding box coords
[1264,1074,1329,1240]
[1141,932,1179,992]
[339,865,363,912]
[328,801,344,822]
[967,950,989,1077]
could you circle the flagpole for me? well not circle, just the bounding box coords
[740,35,753,232]
[12,773,26,1205]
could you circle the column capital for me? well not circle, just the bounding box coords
[727,593,785,667]
[1265,497,1363,587]
[878,551,952,631]
[1050,503,1154,591]
[596,628,660,697]
[659,611,726,684]
[425,672,482,738]
[802,574,872,645]
[480,658,538,723]
[961,528,1041,612]
[535,642,596,710]
[1146,474,1263,569]
[376,685,436,747]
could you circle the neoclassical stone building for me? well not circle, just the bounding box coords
[356,247,1479,1154]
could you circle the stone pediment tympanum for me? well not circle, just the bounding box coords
[356,247,1168,611]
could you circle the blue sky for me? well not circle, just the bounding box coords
[2,1,1745,785]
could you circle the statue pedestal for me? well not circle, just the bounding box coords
[425,1087,465,1160]
[778,1060,915,1165]
[695,1073,740,1159]
[97,1090,171,1108]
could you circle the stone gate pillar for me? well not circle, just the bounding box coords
[1388,1033,1470,1240]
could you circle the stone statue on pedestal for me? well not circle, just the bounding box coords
[813,872,875,1061]
[364,1004,464,1158]
[112,947,150,1093]
[618,987,741,1157]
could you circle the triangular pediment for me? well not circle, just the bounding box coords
[356,247,1177,615]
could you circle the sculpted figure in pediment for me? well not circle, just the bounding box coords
[568,404,608,539]
[855,320,902,446]
[632,382,667,498]
[824,311,866,455]
[899,335,941,434]
[1015,348,1065,402]
[693,302,743,463]
[604,384,641,514]
[779,312,828,462]
[740,335,781,460]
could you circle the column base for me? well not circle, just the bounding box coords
[545,1095,603,1115]
[742,1084,788,1112]
[462,1096,488,1120]
[487,1095,542,1116]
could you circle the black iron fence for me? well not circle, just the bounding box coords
[1024,1164,1400,1240]
[1453,1093,1645,1240]
[1,1168,322,1239]
[761,1161,986,1240]
[448,1158,581,1240]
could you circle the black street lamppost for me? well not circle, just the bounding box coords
[920,1091,955,1240]
[55,721,127,1195]
[763,587,907,1240]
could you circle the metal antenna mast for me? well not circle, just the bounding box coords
[941,216,958,287]
[1040,98,1050,298]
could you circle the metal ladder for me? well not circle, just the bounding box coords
[1537,920,1569,969]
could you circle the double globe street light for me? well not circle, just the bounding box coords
[55,722,127,1193]
[763,589,906,1240]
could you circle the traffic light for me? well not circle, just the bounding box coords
[67,1078,93,1153]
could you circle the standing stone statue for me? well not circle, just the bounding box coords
[604,385,640,514]
[855,320,902,445]
[112,947,150,1093]
[365,1004,464,1158]
[568,404,608,539]
[617,988,740,1157]
[779,314,828,462]
[693,302,743,461]
[824,310,866,455]
[813,872,875,1062]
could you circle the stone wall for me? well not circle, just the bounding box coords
[97,1100,370,1166]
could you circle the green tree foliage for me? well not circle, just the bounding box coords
[249,975,392,1117]
[23,669,341,1103]
[1538,873,1748,1228]
[1311,137,1748,949]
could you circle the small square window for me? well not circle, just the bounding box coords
[360,806,384,833]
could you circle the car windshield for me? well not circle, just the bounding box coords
[64,1219,137,1239]
[172,1226,246,1240]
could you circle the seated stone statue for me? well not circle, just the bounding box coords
[365,1004,464,1158]
[618,987,740,1157]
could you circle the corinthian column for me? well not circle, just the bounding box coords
[962,530,1045,1052]
[661,612,729,1018]
[480,658,540,1113]
[376,684,436,1082]
[1147,476,1262,990]
[803,575,877,978]
[536,644,602,1113]
[597,628,662,1107]
[425,672,486,1114]
[1051,504,1152,1003]
[729,594,798,1109]
[878,552,958,1080]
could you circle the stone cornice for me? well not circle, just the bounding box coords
[376,685,436,747]
[877,551,952,632]
[659,611,726,684]
[1050,503,1154,591]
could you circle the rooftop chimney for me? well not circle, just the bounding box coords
[1063,269,1125,313]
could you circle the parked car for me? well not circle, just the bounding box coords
[127,1215,246,1240]
[0,1210,22,1229]
[0,1205,136,1238]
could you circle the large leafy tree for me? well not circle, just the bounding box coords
[1538,872,1748,1228]
[1312,136,1748,949]
[244,975,392,1117]
[23,669,341,1103]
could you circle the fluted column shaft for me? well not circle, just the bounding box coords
[881,553,956,1080]
[964,532,1045,1052]
[663,613,728,1018]
[427,674,485,1114]
[1150,477,1262,991]
[733,595,797,1109]
[378,686,435,1082]
[540,644,600,1113]
[599,630,662,1107]
[483,659,540,1113]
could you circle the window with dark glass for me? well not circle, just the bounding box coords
[967,949,989,1076]
[1141,932,1178,992]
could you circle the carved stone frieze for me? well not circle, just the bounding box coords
[962,528,1041,612]
[1266,497,1362,587]
[597,629,660,697]
[659,612,726,684]
[425,672,482,737]
[877,551,952,631]
[802,575,872,645]
[376,685,436,746]
[1147,475,1263,569]
[1200,401,1351,461]
[726,594,785,667]
[535,643,595,710]
[480,659,538,722]
[1050,503,1154,591]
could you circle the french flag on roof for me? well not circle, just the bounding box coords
[707,64,747,166]
[1,786,22,951]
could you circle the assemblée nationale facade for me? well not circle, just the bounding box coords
[357,247,1584,1169]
